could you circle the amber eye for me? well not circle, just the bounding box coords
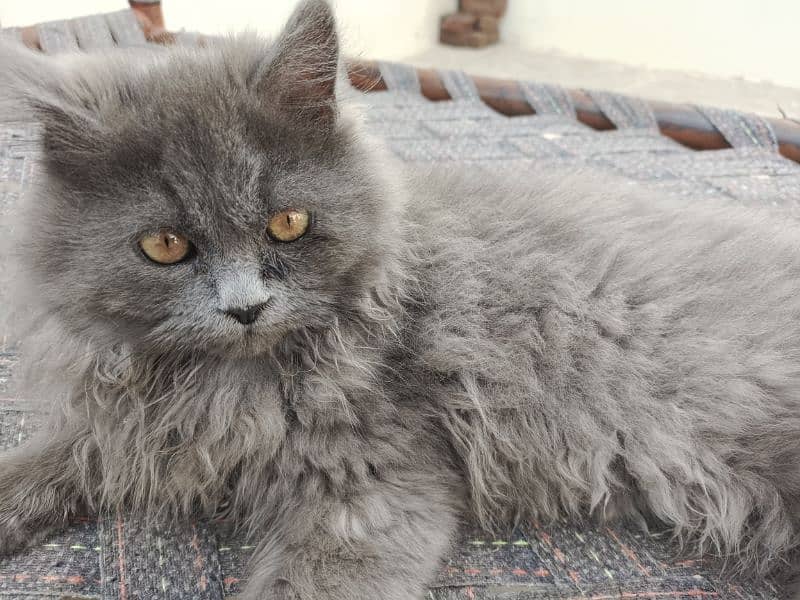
[267,208,310,242]
[139,230,191,264]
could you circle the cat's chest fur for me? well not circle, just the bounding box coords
[67,332,419,518]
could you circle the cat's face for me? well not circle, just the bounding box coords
[9,0,399,357]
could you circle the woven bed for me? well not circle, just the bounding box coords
[1,5,799,600]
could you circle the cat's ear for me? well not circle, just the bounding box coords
[31,99,105,184]
[254,0,340,126]
[1,41,104,181]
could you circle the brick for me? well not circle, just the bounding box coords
[440,12,479,34]
[460,0,508,17]
[440,12,499,40]
[440,28,499,47]
[477,15,499,35]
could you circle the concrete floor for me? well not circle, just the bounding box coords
[402,43,800,120]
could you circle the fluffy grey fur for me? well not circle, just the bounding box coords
[2,1,800,597]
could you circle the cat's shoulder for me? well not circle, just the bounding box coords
[400,162,649,214]
[400,161,800,239]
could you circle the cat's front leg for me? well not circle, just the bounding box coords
[0,432,84,556]
[241,468,462,600]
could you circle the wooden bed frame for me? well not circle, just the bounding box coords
[347,62,800,164]
[12,0,800,165]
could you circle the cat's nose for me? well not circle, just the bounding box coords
[223,302,269,325]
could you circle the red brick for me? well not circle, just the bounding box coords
[476,15,499,35]
[460,0,508,17]
[440,12,479,34]
[440,28,499,47]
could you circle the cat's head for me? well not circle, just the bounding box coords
[3,0,405,357]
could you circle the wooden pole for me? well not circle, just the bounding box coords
[347,60,800,165]
[12,10,800,166]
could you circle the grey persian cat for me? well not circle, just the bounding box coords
[2,1,800,597]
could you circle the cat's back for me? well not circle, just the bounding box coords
[403,162,800,411]
[401,166,800,560]
[405,163,800,329]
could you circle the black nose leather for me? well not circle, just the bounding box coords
[224,303,268,325]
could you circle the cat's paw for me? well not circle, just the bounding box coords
[0,515,56,558]
[271,582,301,600]
[0,517,34,557]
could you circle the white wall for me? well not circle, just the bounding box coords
[0,0,456,60]
[502,0,800,89]
[2,1,799,88]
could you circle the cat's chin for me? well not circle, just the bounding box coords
[117,327,287,361]
[205,327,291,359]
[119,315,301,360]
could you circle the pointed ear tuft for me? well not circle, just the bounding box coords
[255,0,340,126]
[30,100,105,183]
[1,41,104,183]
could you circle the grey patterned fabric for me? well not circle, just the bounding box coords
[695,105,780,151]
[1,14,798,598]
[36,19,80,54]
[584,89,659,130]
[104,10,149,47]
[439,69,483,101]
[519,81,576,118]
[97,518,224,600]
[0,28,22,44]
[4,10,147,53]
[69,13,117,50]
[377,60,422,94]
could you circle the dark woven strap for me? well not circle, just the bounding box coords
[37,19,80,53]
[0,401,39,451]
[519,81,576,117]
[104,10,148,47]
[11,10,147,53]
[695,105,779,151]
[585,90,658,130]
[98,514,224,599]
[70,14,116,50]
[438,70,481,101]
[0,27,22,44]
[378,61,421,94]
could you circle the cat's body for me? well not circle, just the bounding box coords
[409,167,800,562]
[2,1,800,597]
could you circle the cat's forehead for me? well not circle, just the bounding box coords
[122,83,312,229]
[161,145,267,234]
[28,38,358,236]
